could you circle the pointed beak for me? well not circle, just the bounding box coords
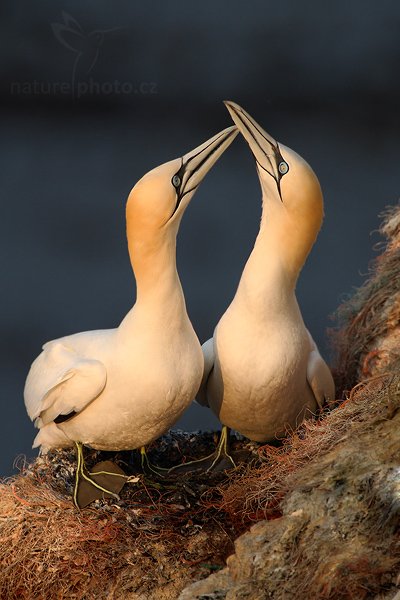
[224,101,286,198]
[178,126,238,198]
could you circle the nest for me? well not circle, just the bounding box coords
[0,433,258,600]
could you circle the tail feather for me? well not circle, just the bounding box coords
[33,422,72,450]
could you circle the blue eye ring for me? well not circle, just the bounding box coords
[278,161,289,175]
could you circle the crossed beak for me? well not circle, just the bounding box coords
[224,101,287,200]
[174,126,238,202]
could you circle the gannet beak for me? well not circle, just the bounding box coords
[224,101,287,200]
[176,126,238,201]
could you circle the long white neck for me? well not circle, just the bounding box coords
[118,225,187,336]
[234,192,321,319]
[129,232,185,311]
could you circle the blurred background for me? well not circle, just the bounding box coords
[1,0,399,476]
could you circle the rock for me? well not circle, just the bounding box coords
[179,571,233,600]
[180,375,400,599]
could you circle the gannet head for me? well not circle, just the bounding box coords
[126,126,238,242]
[224,101,324,276]
[224,101,323,217]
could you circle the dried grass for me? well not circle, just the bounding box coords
[207,373,398,524]
[331,204,400,394]
[0,456,236,600]
[182,372,400,600]
[0,473,126,599]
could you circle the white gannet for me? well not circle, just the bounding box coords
[24,125,238,506]
[196,102,335,465]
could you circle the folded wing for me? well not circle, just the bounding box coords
[24,340,107,428]
[196,337,215,407]
[306,332,335,409]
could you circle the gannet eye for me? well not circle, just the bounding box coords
[278,161,289,175]
[172,175,181,188]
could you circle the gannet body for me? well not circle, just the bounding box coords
[199,103,334,443]
[25,126,238,455]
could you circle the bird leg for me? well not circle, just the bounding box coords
[168,426,236,474]
[140,446,169,477]
[73,442,128,509]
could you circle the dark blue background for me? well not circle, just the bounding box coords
[1,1,399,476]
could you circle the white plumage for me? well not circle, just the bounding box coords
[199,102,334,443]
[24,126,238,457]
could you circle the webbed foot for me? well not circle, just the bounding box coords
[167,426,236,474]
[73,443,128,508]
[140,446,169,477]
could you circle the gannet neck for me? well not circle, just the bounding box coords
[236,194,322,316]
[260,185,323,281]
[128,231,184,308]
[117,230,187,340]
[236,216,294,316]
[223,100,324,289]
[122,125,238,311]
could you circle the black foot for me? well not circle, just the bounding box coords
[75,460,128,509]
[168,426,236,475]
[140,446,168,477]
[73,442,129,508]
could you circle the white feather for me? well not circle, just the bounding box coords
[24,339,106,424]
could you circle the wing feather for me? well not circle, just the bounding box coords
[24,340,107,426]
[196,337,215,407]
[306,332,335,409]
